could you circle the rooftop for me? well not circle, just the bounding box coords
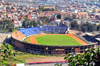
[95,38,100,41]
[86,33,94,36]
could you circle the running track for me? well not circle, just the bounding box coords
[29,34,87,45]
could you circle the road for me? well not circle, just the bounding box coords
[0,32,11,46]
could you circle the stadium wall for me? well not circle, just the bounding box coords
[10,36,97,55]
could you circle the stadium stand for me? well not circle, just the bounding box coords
[82,33,99,43]
[18,27,41,36]
[74,34,91,44]
[88,34,99,42]
[41,26,68,33]
[17,26,68,37]
[12,31,26,41]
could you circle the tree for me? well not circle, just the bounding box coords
[6,20,14,32]
[36,7,54,11]
[64,48,100,66]
[0,44,24,66]
[59,22,66,26]
[9,23,14,32]
[65,17,73,21]
[57,14,61,19]
[44,8,54,11]
[97,25,100,31]
[0,19,15,32]
[36,9,42,12]
[0,21,3,29]
[41,16,48,23]
[55,63,62,66]
[22,18,30,28]
[50,8,54,11]
[76,24,79,30]
[81,25,88,32]
[29,21,38,27]
[0,44,15,66]
[81,23,97,32]
[70,21,79,30]
[6,7,10,10]
[1,19,14,31]
[3,19,8,29]
[37,20,40,24]
[91,24,97,31]
[33,22,38,27]
[28,21,33,27]
[41,7,46,11]
[22,19,38,28]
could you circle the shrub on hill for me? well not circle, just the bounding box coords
[0,44,23,66]
[64,48,100,66]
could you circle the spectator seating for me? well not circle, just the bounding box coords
[18,27,41,36]
[41,26,68,33]
[14,26,68,38]
[12,31,26,41]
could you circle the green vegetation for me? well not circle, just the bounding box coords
[22,18,38,28]
[12,52,48,63]
[81,22,97,32]
[70,21,97,32]
[55,63,62,66]
[97,24,100,31]
[0,44,52,65]
[23,34,39,43]
[6,7,10,10]
[36,7,54,12]
[0,19,14,32]
[23,36,32,43]
[65,17,73,21]
[57,14,61,19]
[70,21,79,30]
[12,28,19,32]
[0,44,23,66]
[40,16,49,23]
[64,48,100,66]
[35,35,81,46]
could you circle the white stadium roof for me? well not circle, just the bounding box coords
[86,33,94,36]
[96,38,100,41]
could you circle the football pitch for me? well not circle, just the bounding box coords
[35,35,82,46]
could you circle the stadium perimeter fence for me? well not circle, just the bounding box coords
[25,61,68,66]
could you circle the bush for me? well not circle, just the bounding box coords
[64,48,100,66]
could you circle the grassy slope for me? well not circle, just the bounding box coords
[6,52,65,64]
[0,51,49,64]
[36,35,82,46]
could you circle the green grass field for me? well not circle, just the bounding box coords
[24,34,39,43]
[35,35,82,46]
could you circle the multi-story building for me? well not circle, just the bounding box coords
[39,4,55,9]
[77,12,89,19]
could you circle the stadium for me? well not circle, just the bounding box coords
[10,26,97,55]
